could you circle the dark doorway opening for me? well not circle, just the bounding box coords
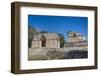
[41,35,46,47]
[42,40,46,47]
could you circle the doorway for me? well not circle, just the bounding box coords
[41,35,46,47]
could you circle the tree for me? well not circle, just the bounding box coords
[28,25,38,48]
[40,31,48,33]
[57,33,65,48]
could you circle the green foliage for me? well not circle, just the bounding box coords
[28,25,38,48]
[40,31,48,33]
[57,33,65,48]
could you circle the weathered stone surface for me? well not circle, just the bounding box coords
[28,48,87,60]
[31,33,60,48]
[28,32,88,60]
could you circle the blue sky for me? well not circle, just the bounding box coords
[28,15,88,38]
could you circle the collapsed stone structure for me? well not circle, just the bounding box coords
[64,32,87,50]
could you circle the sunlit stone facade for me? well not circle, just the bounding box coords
[31,33,60,48]
[65,32,87,48]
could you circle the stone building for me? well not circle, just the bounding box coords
[64,32,87,48]
[31,33,60,48]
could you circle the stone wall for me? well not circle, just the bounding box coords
[28,47,87,60]
[31,39,60,48]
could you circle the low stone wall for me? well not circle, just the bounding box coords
[28,48,67,60]
[28,47,87,60]
[64,46,87,51]
[28,48,66,57]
